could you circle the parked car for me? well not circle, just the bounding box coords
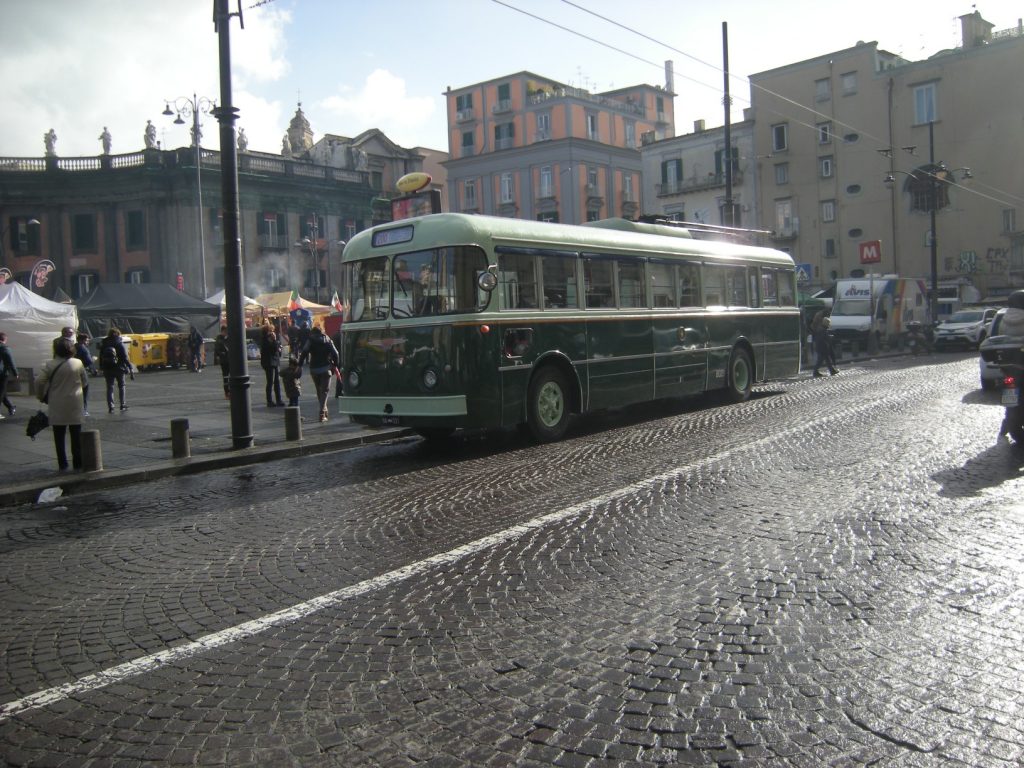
[935,307,998,349]
[979,308,1014,389]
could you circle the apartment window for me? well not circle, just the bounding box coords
[820,156,834,178]
[586,113,599,141]
[624,122,635,148]
[825,238,836,258]
[775,199,794,233]
[817,122,832,144]
[301,213,325,240]
[914,82,937,124]
[494,122,515,149]
[456,93,473,112]
[714,147,739,176]
[464,180,477,210]
[815,78,831,101]
[535,111,551,140]
[822,200,836,223]
[497,82,510,102]
[587,168,598,189]
[125,268,148,284]
[75,271,98,298]
[841,71,857,95]
[7,216,40,254]
[772,123,788,152]
[661,158,682,192]
[500,172,514,203]
[623,174,634,201]
[1002,209,1016,232]
[539,166,553,198]
[266,267,286,291]
[72,213,97,252]
[461,131,474,149]
[774,163,789,185]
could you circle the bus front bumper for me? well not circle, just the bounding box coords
[339,395,468,420]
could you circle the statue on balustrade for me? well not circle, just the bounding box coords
[98,127,112,155]
[44,129,57,156]
[281,133,292,157]
[144,120,157,149]
[237,128,248,152]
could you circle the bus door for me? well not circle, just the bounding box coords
[701,263,754,388]
[651,259,707,398]
[583,255,653,410]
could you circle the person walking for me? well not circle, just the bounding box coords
[260,327,285,407]
[213,325,230,399]
[188,326,205,372]
[0,331,19,419]
[298,325,339,423]
[35,338,88,471]
[52,325,75,356]
[99,328,131,412]
[73,332,97,416]
[810,311,838,377]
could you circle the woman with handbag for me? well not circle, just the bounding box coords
[35,338,89,471]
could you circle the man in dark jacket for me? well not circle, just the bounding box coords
[99,328,131,412]
[298,325,338,423]
[259,327,285,407]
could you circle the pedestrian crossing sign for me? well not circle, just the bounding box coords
[795,263,812,284]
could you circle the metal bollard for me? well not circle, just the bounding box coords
[284,406,302,441]
[80,429,103,472]
[171,417,191,458]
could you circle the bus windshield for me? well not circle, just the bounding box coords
[345,245,490,321]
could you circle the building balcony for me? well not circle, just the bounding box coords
[656,171,744,197]
[259,234,291,250]
[492,99,513,114]
[527,87,647,118]
[533,130,551,143]
[456,109,475,122]
[494,137,515,151]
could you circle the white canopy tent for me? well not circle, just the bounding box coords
[204,289,262,308]
[0,282,79,371]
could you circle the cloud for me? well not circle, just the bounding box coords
[319,69,439,149]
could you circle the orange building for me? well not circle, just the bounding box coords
[443,69,676,224]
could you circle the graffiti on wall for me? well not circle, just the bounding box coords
[945,246,1011,275]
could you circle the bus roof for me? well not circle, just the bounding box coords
[344,213,795,267]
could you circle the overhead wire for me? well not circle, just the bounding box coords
[492,0,1018,209]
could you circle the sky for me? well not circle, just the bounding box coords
[0,0,1017,159]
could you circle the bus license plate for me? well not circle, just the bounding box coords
[381,415,401,425]
[1002,388,1020,407]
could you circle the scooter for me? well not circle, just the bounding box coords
[906,321,928,356]
[997,348,1024,445]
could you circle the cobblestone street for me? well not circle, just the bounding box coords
[2,354,1023,766]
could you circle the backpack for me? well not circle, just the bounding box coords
[101,343,119,368]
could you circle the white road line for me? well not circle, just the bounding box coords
[0,396,893,722]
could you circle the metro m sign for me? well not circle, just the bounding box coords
[859,240,882,264]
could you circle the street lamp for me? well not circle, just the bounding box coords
[163,94,216,299]
[882,121,971,322]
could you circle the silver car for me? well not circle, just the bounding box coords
[935,307,997,349]
[979,308,1010,389]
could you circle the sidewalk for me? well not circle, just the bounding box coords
[0,366,411,507]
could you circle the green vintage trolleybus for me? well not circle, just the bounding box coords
[338,213,800,442]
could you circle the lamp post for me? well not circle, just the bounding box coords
[296,216,323,304]
[883,121,971,322]
[162,94,216,299]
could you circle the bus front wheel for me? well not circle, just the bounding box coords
[725,347,753,403]
[526,366,570,442]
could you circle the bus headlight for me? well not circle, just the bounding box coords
[347,370,361,390]
[422,367,439,389]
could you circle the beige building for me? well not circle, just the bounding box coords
[640,116,758,230]
[749,11,1024,305]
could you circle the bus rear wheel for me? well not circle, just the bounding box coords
[526,366,570,442]
[725,347,753,403]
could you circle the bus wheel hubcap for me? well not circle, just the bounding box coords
[733,360,748,390]
[538,382,564,426]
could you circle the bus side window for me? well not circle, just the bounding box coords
[777,269,796,306]
[703,265,725,306]
[761,269,778,306]
[727,267,749,307]
[678,262,700,307]
[617,259,643,308]
[498,253,538,310]
[650,261,674,308]
[542,254,578,309]
[584,259,614,308]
